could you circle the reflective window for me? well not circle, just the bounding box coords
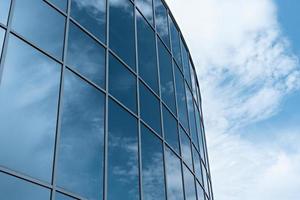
[165,147,184,200]
[193,103,200,150]
[196,182,205,200]
[108,99,139,200]
[0,0,11,25]
[140,82,161,135]
[154,0,170,48]
[174,65,189,131]
[56,192,76,200]
[183,166,197,200]
[67,22,105,88]
[109,53,137,113]
[71,0,106,42]
[181,41,192,86]
[170,18,182,68]
[192,146,202,182]
[12,0,65,59]
[141,124,166,200]
[202,164,209,195]
[186,85,198,145]
[195,107,205,160]
[162,105,179,153]
[180,127,193,169]
[158,39,176,114]
[191,67,198,101]
[136,0,154,25]
[49,0,67,12]
[57,70,105,200]
[0,172,50,200]
[0,36,60,182]
[109,0,135,70]
[0,28,5,54]
[137,11,158,94]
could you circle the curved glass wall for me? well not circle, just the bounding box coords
[0,0,213,200]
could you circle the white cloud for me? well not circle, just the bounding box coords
[165,0,300,199]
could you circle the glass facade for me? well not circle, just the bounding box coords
[0,0,213,200]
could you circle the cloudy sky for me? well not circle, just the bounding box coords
[165,0,300,199]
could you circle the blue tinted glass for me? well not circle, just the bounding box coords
[192,146,202,182]
[49,0,67,11]
[141,124,166,200]
[183,166,197,200]
[71,0,106,42]
[109,0,135,70]
[186,85,198,144]
[57,69,105,200]
[158,39,176,114]
[162,106,179,153]
[109,53,137,113]
[195,107,205,160]
[180,127,193,169]
[108,99,139,200]
[191,67,198,100]
[0,28,5,53]
[202,164,209,195]
[174,65,189,131]
[12,0,65,59]
[137,11,158,94]
[55,192,76,200]
[67,22,106,88]
[0,36,60,182]
[154,0,169,48]
[136,0,154,25]
[181,41,192,86]
[140,82,161,135]
[0,172,50,200]
[0,0,11,25]
[170,18,182,68]
[165,147,184,200]
[197,182,205,200]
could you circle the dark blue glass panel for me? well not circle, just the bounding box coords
[162,105,179,153]
[191,67,198,101]
[67,22,106,88]
[0,0,11,25]
[137,11,158,94]
[165,147,184,200]
[136,0,154,25]
[109,53,137,113]
[109,0,135,70]
[158,39,176,114]
[49,0,67,12]
[71,0,106,42]
[55,192,76,200]
[0,172,50,200]
[0,35,60,182]
[154,0,170,48]
[181,41,192,86]
[183,165,197,200]
[180,127,193,169]
[141,124,166,200]
[197,182,205,200]
[186,85,198,144]
[12,0,65,59]
[140,82,161,135]
[0,28,5,54]
[170,18,182,68]
[57,69,105,200]
[108,99,139,200]
[174,64,189,131]
[195,107,205,160]
[192,146,202,183]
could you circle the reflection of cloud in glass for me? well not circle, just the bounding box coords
[136,0,153,24]
[72,0,105,16]
[183,166,197,200]
[154,0,169,43]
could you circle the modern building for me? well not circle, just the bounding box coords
[0,0,213,200]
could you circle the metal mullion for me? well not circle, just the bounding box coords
[55,187,87,200]
[108,93,138,120]
[43,0,68,17]
[0,23,6,30]
[140,118,162,141]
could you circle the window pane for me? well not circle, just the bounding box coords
[141,124,166,200]
[162,105,179,153]
[140,82,161,135]
[186,85,198,145]
[181,42,192,87]
[0,36,60,182]
[154,0,169,48]
[196,182,205,200]
[71,0,106,42]
[0,172,50,200]
[67,22,105,88]
[192,146,202,183]
[158,39,176,114]
[108,99,139,200]
[165,147,184,200]
[137,11,158,94]
[0,28,5,54]
[202,164,209,195]
[109,0,135,70]
[55,192,76,200]
[195,107,205,160]
[170,18,182,68]
[183,166,197,200]
[109,53,137,113]
[180,127,193,169]
[49,0,67,12]
[12,0,65,59]
[174,65,189,131]
[0,0,11,25]
[136,0,154,25]
[57,69,105,200]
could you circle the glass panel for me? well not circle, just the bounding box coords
[174,64,189,131]
[186,85,198,144]
[140,82,161,135]
[196,182,205,200]
[154,0,169,48]
[195,107,205,161]
[71,0,106,42]
[141,124,166,200]
[162,105,179,153]
[170,18,182,68]
[57,70,105,200]
[0,28,5,54]
[109,0,135,70]
[192,146,202,183]
[67,22,105,87]
[191,67,198,101]
[180,127,193,169]
[12,0,65,59]
[165,147,184,200]
[183,166,197,200]
[136,0,153,25]
[158,39,176,114]
[108,99,139,200]
[137,11,158,94]
[181,41,192,86]
[202,164,209,195]
[0,172,50,200]
[0,35,60,182]
[55,192,76,200]
[109,53,137,113]
[0,0,11,25]
[193,103,200,150]
[49,0,67,12]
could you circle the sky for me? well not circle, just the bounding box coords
[165,0,300,199]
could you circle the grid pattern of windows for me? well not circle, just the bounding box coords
[0,0,213,200]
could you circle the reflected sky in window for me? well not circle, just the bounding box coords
[0,28,5,54]
[55,192,76,200]
[192,146,203,183]
[0,0,11,25]
[183,165,197,200]
[49,0,67,12]
[186,85,198,145]
[162,105,179,153]
[197,182,205,200]
[170,17,182,68]
[154,0,170,48]
[136,0,154,25]
[180,127,193,170]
